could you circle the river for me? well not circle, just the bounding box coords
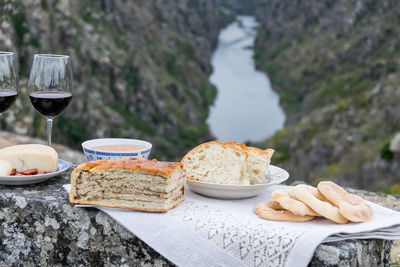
[207,16,285,143]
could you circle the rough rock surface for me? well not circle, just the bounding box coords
[310,239,392,267]
[0,167,399,266]
[0,165,170,266]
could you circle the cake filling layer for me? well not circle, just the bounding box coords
[76,169,184,193]
[77,185,184,204]
[85,195,185,211]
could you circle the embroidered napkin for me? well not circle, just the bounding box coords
[64,184,400,267]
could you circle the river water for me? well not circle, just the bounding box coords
[207,16,285,142]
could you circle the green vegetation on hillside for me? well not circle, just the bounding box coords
[0,0,234,160]
[253,0,400,191]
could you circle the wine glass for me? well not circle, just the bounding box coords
[0,52,18,114]
[28,54,73,146]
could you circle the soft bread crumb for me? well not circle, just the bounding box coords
[181,141,274,185]
[246,147,274,184]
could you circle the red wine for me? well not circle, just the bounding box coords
[0,90,18,113]
[30,91,72,118]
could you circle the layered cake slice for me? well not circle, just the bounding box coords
[69,158,185,212]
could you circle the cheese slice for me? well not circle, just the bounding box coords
[0,159,12,175]
[0,144,58,172]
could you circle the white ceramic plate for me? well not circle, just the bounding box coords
[0,159,70,185]
[186,165,289,199]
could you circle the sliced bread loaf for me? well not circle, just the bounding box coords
[181,141,274,185]
[181,141,247,185]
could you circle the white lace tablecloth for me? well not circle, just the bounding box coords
[64,184,400,267]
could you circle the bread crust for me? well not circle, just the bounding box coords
[247,147,274,159]
[224,141,249,160]
[181,141,246,163]
[185,174,202,182]
[181,141,274,164]
[71,158,182,179]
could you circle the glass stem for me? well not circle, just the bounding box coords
[47,118,53,147]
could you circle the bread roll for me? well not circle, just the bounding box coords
[0,144,58,172]
[317,181,373,222]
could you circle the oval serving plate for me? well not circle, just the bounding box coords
[0,159,70,185]
[186,165,289,199]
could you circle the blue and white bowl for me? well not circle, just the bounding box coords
[82,138,152,161]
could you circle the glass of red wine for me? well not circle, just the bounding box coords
[0,52,18,114]
[28,54,73,146]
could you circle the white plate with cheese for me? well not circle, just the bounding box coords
[0,159,70,185]
[186,165,289,199]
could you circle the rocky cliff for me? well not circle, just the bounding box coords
[0,0,235,160]
[252,0,400,192]
[2,0,399,192]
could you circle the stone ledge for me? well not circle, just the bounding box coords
[0,170,170,266]
[0,166,398,266]
[311,240,392,267]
